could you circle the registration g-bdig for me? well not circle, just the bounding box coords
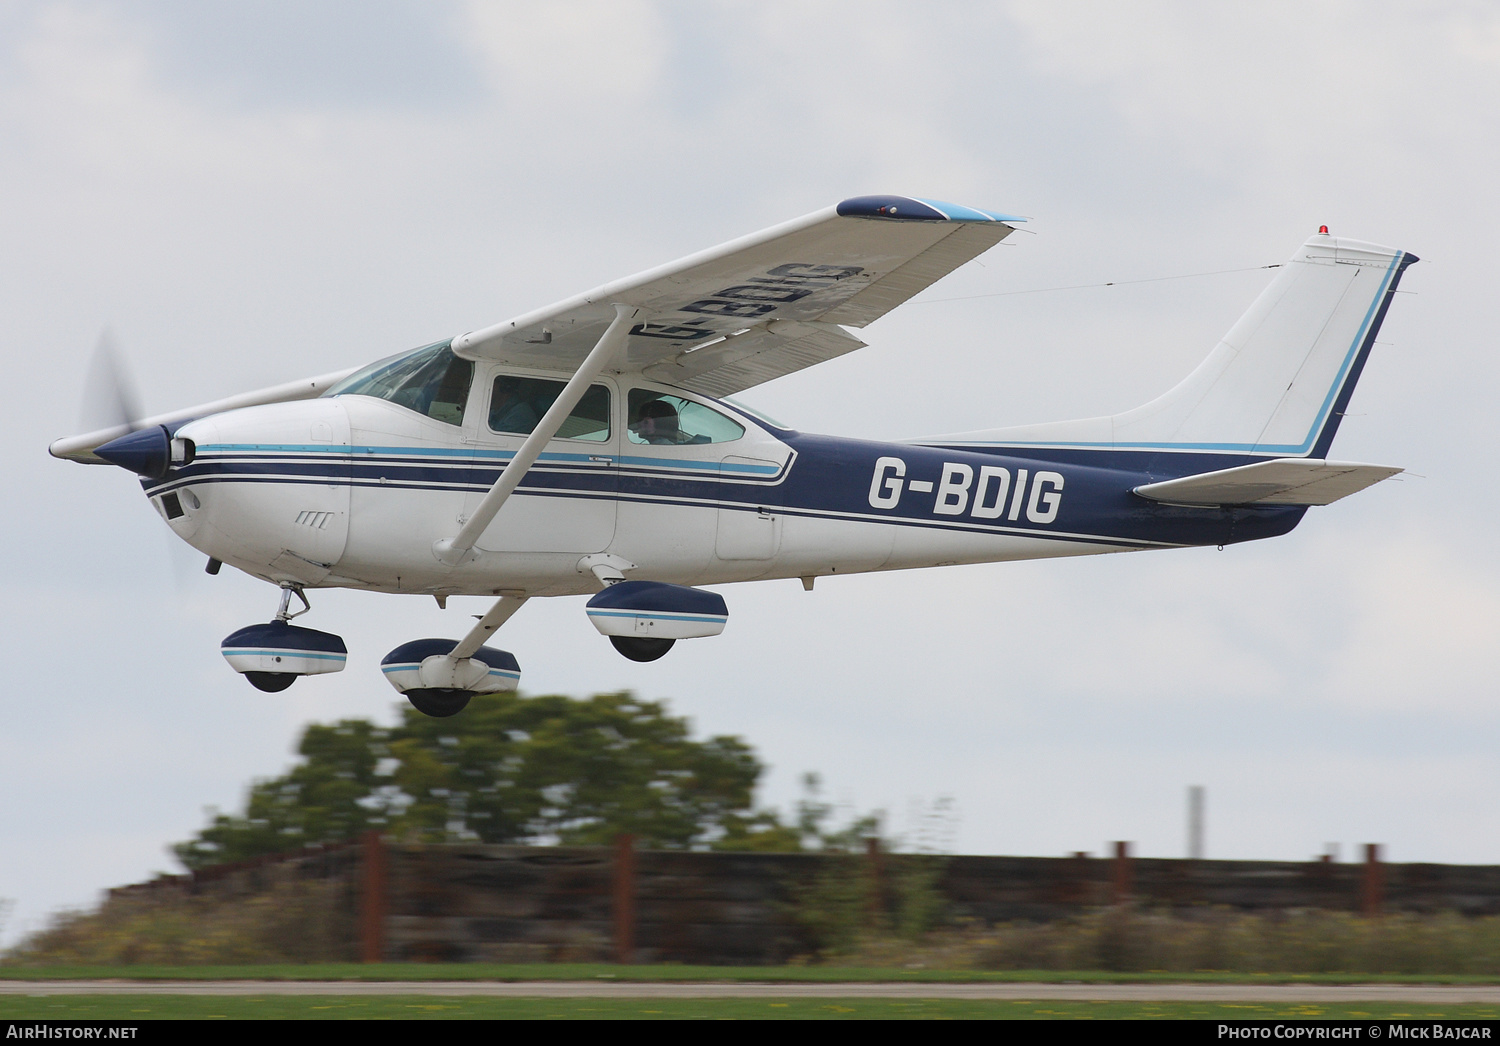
[868,456,1063,523]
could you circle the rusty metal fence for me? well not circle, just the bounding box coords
[109,838,1500,965]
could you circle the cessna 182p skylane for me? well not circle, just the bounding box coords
[50,195,1416,717]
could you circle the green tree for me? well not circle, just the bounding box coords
[390,691,762,847]
[174,719,394,869]
[174,692,775,868]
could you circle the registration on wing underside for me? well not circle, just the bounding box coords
[450,208,1014,396]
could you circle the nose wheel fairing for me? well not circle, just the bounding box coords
[220,619,349,687]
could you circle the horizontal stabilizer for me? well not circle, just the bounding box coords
[1133,458,1402,506]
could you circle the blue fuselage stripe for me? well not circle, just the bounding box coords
[151,430,1305,552]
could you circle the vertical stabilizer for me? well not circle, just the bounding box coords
[929,232,1416,457]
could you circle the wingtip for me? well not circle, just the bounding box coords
[836,195,1025,223]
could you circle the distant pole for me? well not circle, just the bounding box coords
[866,836,886,928]
[1112,841,1133,905]
[614,833,637,964]
[1187,786,1205,860]
[1361,843,1384,916]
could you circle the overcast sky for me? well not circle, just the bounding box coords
[3,1,1497,946]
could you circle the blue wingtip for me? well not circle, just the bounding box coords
[837,195,1025,223]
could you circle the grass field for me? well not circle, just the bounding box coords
[4,996,1499,1020]
[8,963,1500,984]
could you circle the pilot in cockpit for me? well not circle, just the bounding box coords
[631,399,683,445]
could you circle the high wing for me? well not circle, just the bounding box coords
[1133,459,1403,507]
[452,195,1022,397]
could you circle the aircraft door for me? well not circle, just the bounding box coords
[617,389,786,572]
[716,455,784,561]
[467,373,618,554]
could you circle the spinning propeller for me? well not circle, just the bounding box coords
[81,331,194,480]
[80,329,142,436]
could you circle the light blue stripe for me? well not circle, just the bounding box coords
[197,443,782,474]
[200,444,604,464]
[587,610,728,624]
[224,648,346,661]
[1299,253,1402,450]
[916,198,1026,223]
[382,664,520,679]
[618,455,778,474]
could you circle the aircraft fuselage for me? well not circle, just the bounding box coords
[142,386,1301,600]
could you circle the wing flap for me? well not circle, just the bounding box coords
[1133,458,1403,506]
[643,320,867,398]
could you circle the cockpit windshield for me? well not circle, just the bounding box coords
[325,341,475,426]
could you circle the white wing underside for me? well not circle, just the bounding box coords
[451,202,1017,397]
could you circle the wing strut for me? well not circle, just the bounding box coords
[451,592,530,659]
[433,303,641,566]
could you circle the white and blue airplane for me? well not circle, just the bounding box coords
[51,196,1416,717]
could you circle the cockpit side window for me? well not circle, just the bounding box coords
[489,376,611,441]
[325,341,475,427]
[627,390,745,445]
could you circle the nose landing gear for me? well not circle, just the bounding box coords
[221,585,347,692]
[245,670,298,693]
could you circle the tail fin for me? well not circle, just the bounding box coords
[933,232,1417,457]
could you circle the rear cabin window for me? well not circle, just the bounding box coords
[489,376,611,441]
[627,390,745,445]
[325,341,474,427]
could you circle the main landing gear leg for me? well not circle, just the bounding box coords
[273,583,311,623]
[381,593,528,718]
